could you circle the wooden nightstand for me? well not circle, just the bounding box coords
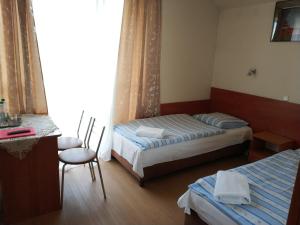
[248,131,296,162]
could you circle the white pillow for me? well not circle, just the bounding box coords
[193,112,248,129]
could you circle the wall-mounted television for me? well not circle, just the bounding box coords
[271,0,300,42]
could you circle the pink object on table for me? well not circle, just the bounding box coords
[0,127,36,140]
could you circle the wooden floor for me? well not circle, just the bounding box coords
[15,156,248,225]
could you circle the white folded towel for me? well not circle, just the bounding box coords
[213,171,251,205]
[135,126,166,139]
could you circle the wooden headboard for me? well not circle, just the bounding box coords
[210,87,300,146]
[160,100,210,116]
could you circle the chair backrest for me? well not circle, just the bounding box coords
[83,117,93,148]
[76,110,85,139]
[86,118,105,157]
[76,110,95,148]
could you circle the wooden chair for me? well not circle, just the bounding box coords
[58,118,106,207]
[57,110,85,151]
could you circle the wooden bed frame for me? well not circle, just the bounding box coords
[111,141,249,186]
[183,160,300,225]
[184,210,208,225]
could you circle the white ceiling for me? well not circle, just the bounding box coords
[212,0,277,9]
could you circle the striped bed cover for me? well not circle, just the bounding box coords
[113,114,224,150]
[189,149,300,225]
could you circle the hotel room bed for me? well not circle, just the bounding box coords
[112,114,252,185]
[178,149,300,225]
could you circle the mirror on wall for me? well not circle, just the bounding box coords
[271,0,300,42]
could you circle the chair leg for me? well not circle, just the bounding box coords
[92,162,96,181]
[95,158,106,199]
[88,162,96,181]
[61,163,67,208]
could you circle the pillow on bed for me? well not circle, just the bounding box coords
[193,112,248,129]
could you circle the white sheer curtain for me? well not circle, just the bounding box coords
[32,0,124,160]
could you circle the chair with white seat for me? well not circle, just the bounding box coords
[58,112,96,185]
[59,118,106,207]
[58,110,85,151]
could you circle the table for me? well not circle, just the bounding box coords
[248,131,296,162]
[0,115,61,224]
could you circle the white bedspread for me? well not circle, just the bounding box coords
[112,126,252,177]
[178,189,238,225]
[178,149,300,225]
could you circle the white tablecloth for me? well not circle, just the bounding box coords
[0,115,58,159]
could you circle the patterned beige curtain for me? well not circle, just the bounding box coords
[0,0,47,114]
[114,0,161,124]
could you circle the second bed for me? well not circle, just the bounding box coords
[112,113,252,185]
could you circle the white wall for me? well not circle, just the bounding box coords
[160,0,219,103]
[212,2,300,104]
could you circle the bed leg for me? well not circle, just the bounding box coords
[139,180,144,187]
